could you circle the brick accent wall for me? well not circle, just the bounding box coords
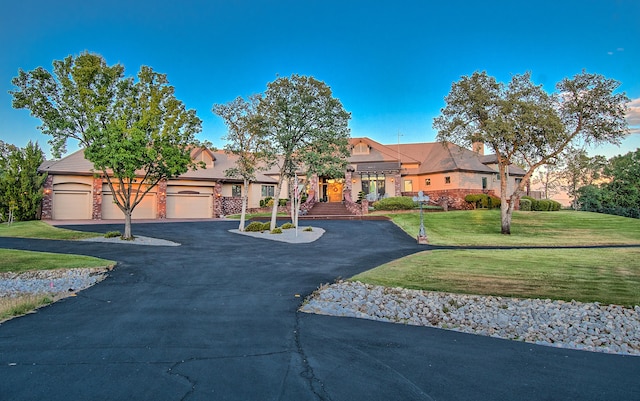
[41,175,54,220]
[157,179,167,219]
[394,173,402,196]
[92,177,102,220]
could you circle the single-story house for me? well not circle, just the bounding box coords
[39,137,525,220]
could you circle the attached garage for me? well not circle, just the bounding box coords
[52,183,92,220]
[166,186,213,218]
[101,192,157,220]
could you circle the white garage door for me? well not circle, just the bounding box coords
[53,192,92,220]
[102,193,157,219]
[166,194,212,218]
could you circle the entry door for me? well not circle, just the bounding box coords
[327,182,343,202]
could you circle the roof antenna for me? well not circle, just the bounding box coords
[397,131,403,169]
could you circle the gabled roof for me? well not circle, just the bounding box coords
[38,148,278,184]
[405,142,497,175]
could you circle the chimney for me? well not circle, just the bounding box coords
[472,141,484,155]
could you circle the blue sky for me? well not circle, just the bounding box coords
[1,0,639,159]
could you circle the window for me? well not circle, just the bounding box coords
[404,180,413,192]
[482,177,487,190]
[425,178,431,186]
[361,174,385,196]
[445,176,451,184]
[232,184,242,197]
[353,142,370,155]
[261,185,275,197]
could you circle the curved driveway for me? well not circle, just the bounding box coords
[1,220,638,400]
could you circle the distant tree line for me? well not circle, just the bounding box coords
[0,140,47,221]
[575,148,640,218]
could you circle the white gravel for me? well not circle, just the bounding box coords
[78,235,180,246]
[300,281,640,356]
[0,268,111,297]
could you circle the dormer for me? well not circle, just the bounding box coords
[191,148,216,168]
[352,141,370,155]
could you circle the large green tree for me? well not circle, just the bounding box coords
[0,141,46,221]
[213,95,274,230]
[11,52,202,238]
[433,71,629,234]
[258,74,351,230]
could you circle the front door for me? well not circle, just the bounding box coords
[327,182,343,202]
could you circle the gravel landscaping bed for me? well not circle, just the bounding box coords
[300,281,640,356]
[0,268,111,297]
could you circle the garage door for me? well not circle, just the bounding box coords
[102,193,157,219]
[53,192,91,220]
[167,194,212,218]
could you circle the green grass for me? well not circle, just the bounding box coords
[348,210,640,306]
[0,249,114,322]
[0,249,115,273]
[0,221,100,240]
[0,295,54,322]
[389,210,640,246]
[352,248,640,306]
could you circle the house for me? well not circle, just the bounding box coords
[39,137,525,220]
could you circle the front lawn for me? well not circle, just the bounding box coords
[389,210,640,246]
[0,221,100,240]
[352,248,640,307]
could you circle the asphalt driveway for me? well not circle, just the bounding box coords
[0,220,638,400]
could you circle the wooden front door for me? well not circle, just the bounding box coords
[327,182,343,202]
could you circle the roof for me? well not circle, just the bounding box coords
[39,148,279,184]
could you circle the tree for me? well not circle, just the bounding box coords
[531,165,563,200]
[11,52,202,238]
[560,147,606,209]
[433,71,629,234]
[0,141,47,221]
[213,95,274,230]
[258,74,351,230]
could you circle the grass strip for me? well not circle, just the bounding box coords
[0,249,115,274]
[352,248,640,307]
[389,210,640,246]
[0,221,100,240]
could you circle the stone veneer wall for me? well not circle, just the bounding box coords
[221,196,243,216]
[402,189,499,210]
[213,182,223,217]
[41,175,54,220]
[92,177,102,220]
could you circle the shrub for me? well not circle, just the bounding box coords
[281,222,295,229]
[259,197,273,208]
[261,222,271,231]
[549,200,562,211]
[104,231,121,238]
[372,196,416,211]
[278,199,288,206]
[521,196,539,211]
[488,196,501,209]
[464,194,485,209]
[303,226,313,232]
[537,200,551,211]
[245,221,265,232]
[519,198,532,211]
[270,228,283,234]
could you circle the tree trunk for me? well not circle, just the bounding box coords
[239,178,249,231]
[499,163,511,235]
[123,211,133,239]
[270,175,285,231]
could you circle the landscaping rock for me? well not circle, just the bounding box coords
[300,281,640,356]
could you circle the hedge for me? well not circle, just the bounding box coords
[372,196,417,211]
[464,194,501,209]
